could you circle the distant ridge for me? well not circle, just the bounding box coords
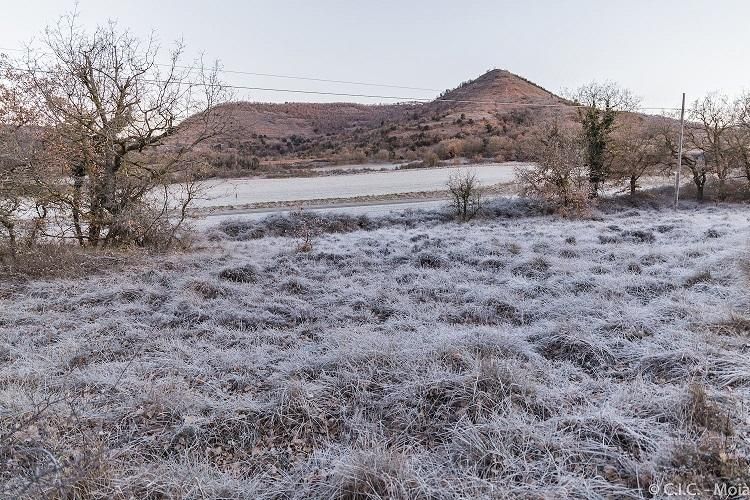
[174,69,646,173]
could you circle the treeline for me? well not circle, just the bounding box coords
[2,16,750,266]
[516,82,750,214]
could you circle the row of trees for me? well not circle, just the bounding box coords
[520,82,750,212]
[2,16,749,258]
[0,15,227,261]
[684,93,750,199]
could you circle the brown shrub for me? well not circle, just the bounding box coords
[516,123,593,217]
[421,151,440,167]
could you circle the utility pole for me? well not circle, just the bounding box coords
[674,92,686,210]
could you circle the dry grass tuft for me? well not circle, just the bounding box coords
[683,383,733,435]
[0,244,128,280]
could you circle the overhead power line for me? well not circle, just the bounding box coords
[183,68,441,92]
[0,45,440,92]
[2,59,681,111]
[150,79,680,111]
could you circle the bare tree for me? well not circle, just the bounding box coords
[516,122,590,215]
[654,114,709,201]
[566,82,640,197]
[447,170,482,221]
[729,92,750,183]
[10,13,227,247]
[610,119,671,196]
[687,93,736,198]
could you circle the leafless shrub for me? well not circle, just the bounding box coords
[0,81,36,261]
[447,170,482,221]
[516,122,593,216]
[687,93,737,199]
[421,151,440,167]
[1,356,139,499]
[609,119,671,196]
[291,208,324,252]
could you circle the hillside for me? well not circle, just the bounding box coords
[430,69,567,111]
[181,69,579,174]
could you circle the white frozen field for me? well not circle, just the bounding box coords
[189,163,522,209]
[186,168,677,229]
[3,200,749,498]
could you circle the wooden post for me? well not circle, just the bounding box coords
[674,93,686,209]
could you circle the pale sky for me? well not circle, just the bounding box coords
[2,0,748,108]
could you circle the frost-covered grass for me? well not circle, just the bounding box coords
[1,200,750,499]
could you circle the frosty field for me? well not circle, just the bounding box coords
[2,199,750,498]
[190,163,519,209]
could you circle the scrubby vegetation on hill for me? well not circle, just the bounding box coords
[2,201,749,498]
[181,69,578,175]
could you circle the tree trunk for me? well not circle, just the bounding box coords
[88,178,104,246]
[630,176,637,196]
[27,206,47,247]
[1,220,17,264]
[696,179,705,202]
[589,176,600,198]
[717,174,727,201]
[71,169,85,246]
[103,156,121,215]
[693,170,706,202]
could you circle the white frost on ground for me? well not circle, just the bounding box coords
[188,163,521,208]
[1,201,749,498]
